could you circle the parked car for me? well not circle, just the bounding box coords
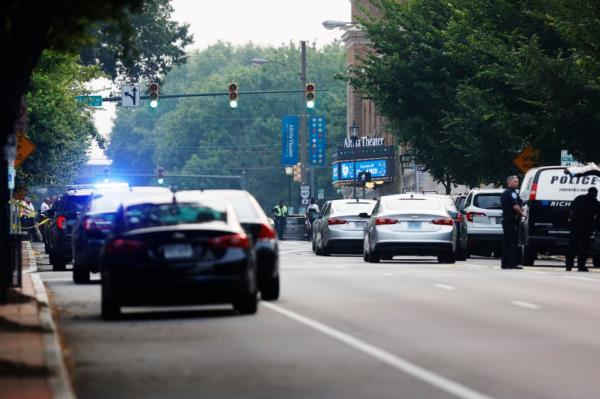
[283,216,306,240]
[459,188,504,258]
[43,187,94,271]
[313,199,376,255]
[453,193,468,212]
[311,201,330,253]
[71,186,171,284]
[519,166,600,266]
[201,190,280,300]
[363,194,456,263]
[426,194,466,260]
[100,191,258,320]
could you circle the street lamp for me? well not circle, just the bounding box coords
[350,122,359,200]
[285,166,293,209]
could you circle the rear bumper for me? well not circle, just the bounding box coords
[525,235,570,253]
[467,233,503,248]
[326,239,363,254]
[374,241,454,256]
[73,240,104,272]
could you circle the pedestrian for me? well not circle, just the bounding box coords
[19,197,36,241]
[566,187,600,272]
[272,200,288,240]
[501,175,526,269]
[40,197,51,214]
[305,198,320,239]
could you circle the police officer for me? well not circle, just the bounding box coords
[501,175,525,269]
[566,187,600,272]
[272,200,288,240]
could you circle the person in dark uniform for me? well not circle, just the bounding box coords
[566,187,600,272]
[501,175,526,269]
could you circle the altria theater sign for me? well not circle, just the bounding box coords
[343,136,385,148]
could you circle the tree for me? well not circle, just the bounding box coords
[80,0,193,83]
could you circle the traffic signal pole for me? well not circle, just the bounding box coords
[299,40,308,189]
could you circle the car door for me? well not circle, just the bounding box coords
[365,200,381,251]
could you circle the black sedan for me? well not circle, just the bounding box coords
[201,190,280,300]
[100,192,258,320]
[71,186,171,284]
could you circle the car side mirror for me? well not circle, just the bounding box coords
[358,212,370,219]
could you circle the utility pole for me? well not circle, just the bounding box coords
[299,40,308,193]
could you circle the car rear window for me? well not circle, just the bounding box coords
[384,198,443,211]
[332,202,375,214]
[473,194,502,209]
[63,195,91,212]
[124,202,226,230]
[225,195,261,220]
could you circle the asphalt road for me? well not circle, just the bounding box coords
[34,241,600,399]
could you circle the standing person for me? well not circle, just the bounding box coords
[272,200,288,240]
[566,187,600,272]
[501,175,526,269]
[305,198,320,240]
[40,197,51,214]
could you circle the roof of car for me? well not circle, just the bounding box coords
[470,188,503,194]
[330,199,376,204]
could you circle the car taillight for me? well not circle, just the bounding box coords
[208,233,250,249]
[328,218,347,225]
[432,217,454,226]
[257,223,277,240]
[529,183,537,201]
[465,212,486,222]
[105,239,147,254]
[375,217,398,225]
[454,213,463,223]
[56,216,67,230]
[84,216,112,232]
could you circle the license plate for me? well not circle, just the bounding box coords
[350,221,366,229]
[408,221,421,230]
[163,244,193,259]
[473,216,489,224]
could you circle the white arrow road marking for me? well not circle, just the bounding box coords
[264,302,496,399]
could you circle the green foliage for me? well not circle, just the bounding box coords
[347,0,600,189]
[107,42,347,210]
[80,0,193,83]
[18,51,103,187]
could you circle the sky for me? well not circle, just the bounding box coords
[91,0,351,160]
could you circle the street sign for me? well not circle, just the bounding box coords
[15,132,35,168]
[513,146,539,173]
[75,95,102,107]
[300,185,311,200]
[281,116,299,165]
[560,150,580,167]
[301,198,310,205]
[317,188,325,200]
[7,163,15,189]
[308,116,326,167]
[122,85,140,107]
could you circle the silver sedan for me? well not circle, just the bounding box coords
[363,194,456,263]
[314,199,376,256]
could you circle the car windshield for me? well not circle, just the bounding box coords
[64,195,91,212]
[124,202,226,230]
[474,194,502,210]
[384,198,443,211]
[332,202,375,214]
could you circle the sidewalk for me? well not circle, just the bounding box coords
[0,241,74,399]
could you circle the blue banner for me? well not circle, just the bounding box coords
[308,116,326,167]
[335,159,388,180]
[281,116,299,165]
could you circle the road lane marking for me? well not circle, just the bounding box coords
[511,300,540,310]
[264,302,496,399]
[434,284,455,291]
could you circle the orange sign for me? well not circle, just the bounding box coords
[15,131,35,168]
[513,145,539,173]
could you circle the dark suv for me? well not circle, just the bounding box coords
[43,187,94,270]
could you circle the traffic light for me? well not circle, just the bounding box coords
[156,166,164,185]
[148,82,160,108]
[305,83,316,109]
[228,83,239,108]
[293,164,302,182]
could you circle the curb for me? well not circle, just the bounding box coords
[25,242,76,399]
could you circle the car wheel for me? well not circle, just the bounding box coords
[368,248,380,263]
[73,261,90,284]
[522,245,536,266]
[260,276,280,301]
[233,292,258,315]
[312,239,316,253]
[321,242,331,256]
[50,252,66,271]
[438,252,456,264]
[363,248,370,262]
[101,280,121,320]
[44,242,50,254]
[455,244,467,261]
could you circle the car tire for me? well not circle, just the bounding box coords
[522,245,536,266]
[455,245,467,261]
[233,292,258,315]
[73,262,90,284]
[368,248,380,263]
[438,252,456,264]
[50,251,67,271]
[101,281,121,320]
[321,241,331,256]
[260,276,280,301]
[363,248,370,262]
[44,242,50,254]
[312,239,316,253]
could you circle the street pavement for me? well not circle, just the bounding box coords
[34,241,600,399]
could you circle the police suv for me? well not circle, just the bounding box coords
[519,166,600,265]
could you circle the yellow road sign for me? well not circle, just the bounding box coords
[15,131,35,168]
[513,145,539,173]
